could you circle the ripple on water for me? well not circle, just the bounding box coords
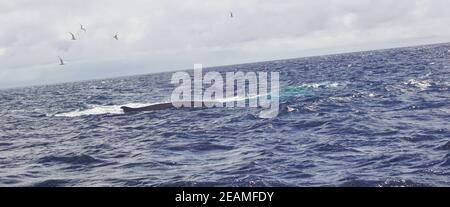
[315,143,361,153]
[33,179,75,187]
[165,142,235,152]
[37,154,105,166]
[340,178,431,187]
[436,141,450,151]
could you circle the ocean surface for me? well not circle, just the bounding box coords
[1,43,449,187]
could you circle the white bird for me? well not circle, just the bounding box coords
[69,32,76,40]
[58,56,65,65]
[113,33,119,40]
[80,24,86,32]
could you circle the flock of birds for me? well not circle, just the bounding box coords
[58,24,120,66]
[57,12,234,66]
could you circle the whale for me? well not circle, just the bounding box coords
[121,101,222,113]
[120,86,310,113]
[121,103,174,113]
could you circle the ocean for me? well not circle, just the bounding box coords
[0,43,449,187]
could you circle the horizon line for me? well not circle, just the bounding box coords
[1,41,449,91]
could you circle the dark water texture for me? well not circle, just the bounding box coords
[0,43,449,187]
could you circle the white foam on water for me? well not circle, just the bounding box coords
[258,109,279,119]
[300,81,347,89]
[54,103,155,117]
[439,108,450,114]
[329,96,353,103]
[286,106,296,112]
[404,79,432,90]
[303,104,318,112]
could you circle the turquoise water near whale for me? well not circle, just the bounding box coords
[0,43,449,186]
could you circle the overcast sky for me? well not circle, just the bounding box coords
[1,0,450,88]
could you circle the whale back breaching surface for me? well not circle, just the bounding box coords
[121,103,174,113]
[119,85,309,113]
[120,101,222,113]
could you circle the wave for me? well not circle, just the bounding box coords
[37,154,105,165]
[33,179,74,187]
[340,178,430,187]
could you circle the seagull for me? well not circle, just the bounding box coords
[230,11,234,18]
[80,24,86,32]
[69,32,76,40]
[113,33,119,40]
[58,56,65,65]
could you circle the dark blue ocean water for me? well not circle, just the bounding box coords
[1,43,449,187]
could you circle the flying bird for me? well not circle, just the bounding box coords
[69,32,76,40]
[58,56,65,65]
[80,24,87,32]
[113,33,119,40]
[230,11,234,18]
